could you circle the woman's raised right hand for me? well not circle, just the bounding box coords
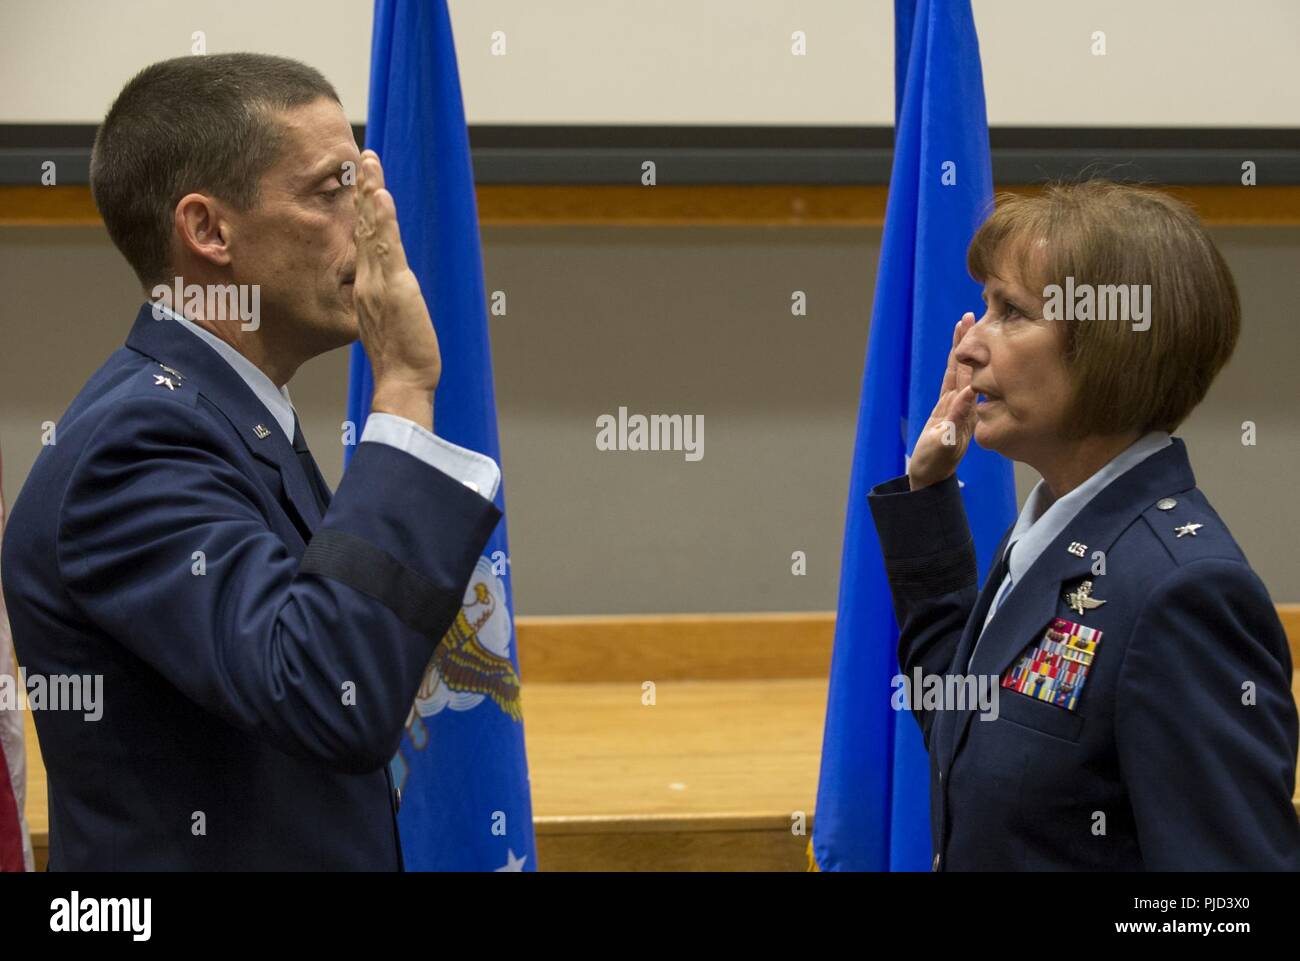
[907,312,978,490]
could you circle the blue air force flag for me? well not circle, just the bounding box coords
[810,0,1015,871]
[346,0,536,872]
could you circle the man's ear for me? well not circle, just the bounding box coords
[174,193,232,269]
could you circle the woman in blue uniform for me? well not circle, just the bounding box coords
[869,180,1299,870]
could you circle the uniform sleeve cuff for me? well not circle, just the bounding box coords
[360,413,501,502]
[868,473,973,559]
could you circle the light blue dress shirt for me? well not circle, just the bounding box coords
[968,430,1172,668]
[157,303,500,501]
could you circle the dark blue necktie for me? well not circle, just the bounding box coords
[291,416,332,516]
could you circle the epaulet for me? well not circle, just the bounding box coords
[122,361,200,408]
[1138,493,1243,567]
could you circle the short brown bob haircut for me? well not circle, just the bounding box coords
[967,179,1240,437]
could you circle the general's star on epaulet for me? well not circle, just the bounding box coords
[153,374,178,391]
[1174,522,1203,538]
[1065,579,1106,616]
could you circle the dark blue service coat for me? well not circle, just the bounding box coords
[2,304,500,870]
[868,440,1300,870]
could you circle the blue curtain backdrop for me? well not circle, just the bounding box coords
[810,0,1015,871]
[346,0,536,872]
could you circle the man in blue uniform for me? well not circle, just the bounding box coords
[1,54,500,869]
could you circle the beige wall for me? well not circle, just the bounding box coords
[2,224,1298,613]
[2,0,1298,126]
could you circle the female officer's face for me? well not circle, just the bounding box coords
[955,267,1074,466]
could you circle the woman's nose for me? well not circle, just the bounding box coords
[955,313,989,367]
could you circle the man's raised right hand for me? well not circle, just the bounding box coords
[353,149,441,431]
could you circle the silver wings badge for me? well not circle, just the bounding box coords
[1065,579,1107,616]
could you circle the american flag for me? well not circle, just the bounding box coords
[1,446,33,871]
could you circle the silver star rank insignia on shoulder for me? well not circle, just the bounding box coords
[153,374,178,391]
[1174,522,1203,538]
[1065,579,1106,616]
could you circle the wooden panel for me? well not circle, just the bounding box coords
[477,184,892,226]
[0,185,101,225]
[1280,604,1300,665]
[535,815,811,871]
[21,707,46,871]
[5,184,1300,227]
[522,678,823,821]
[518,605,1300,682]
[516,612,834,682]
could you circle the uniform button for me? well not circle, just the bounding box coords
[1156,498,1177,510]
[932,852,941,871]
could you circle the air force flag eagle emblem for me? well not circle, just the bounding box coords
[411,556,523,722]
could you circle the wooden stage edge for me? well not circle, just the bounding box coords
[513,606,1300,683]
[4,184,1300,227]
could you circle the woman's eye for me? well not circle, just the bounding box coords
[1002,303,1023,319]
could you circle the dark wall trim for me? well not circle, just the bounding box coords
[2,124,1296,186]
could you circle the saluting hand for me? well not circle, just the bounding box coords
[907,313,978,490]
[353,149,442,430]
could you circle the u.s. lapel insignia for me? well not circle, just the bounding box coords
[1065,578,1106,616]
[1067,541,1087,557]
[253,424,271,439]
[1174,522,1203,538]
[153,374,177,391]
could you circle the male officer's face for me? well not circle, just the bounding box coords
[224,96,362,359]
[956,257,1074,465]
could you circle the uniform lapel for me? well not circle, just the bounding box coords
[124,303,324,535]
[936,527,1012,772]
[945,440,1197,767]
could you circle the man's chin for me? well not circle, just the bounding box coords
[302,313,360,357]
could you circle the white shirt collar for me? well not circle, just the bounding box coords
[153,303,297,443]
[1003,430,1172,583]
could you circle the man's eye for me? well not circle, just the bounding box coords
[1002,303,1023,319]
[321,185,347,200]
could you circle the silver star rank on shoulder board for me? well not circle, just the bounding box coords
[1174,522,1203,538]
[1065,579,1106,616]
[153,374,177,391]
